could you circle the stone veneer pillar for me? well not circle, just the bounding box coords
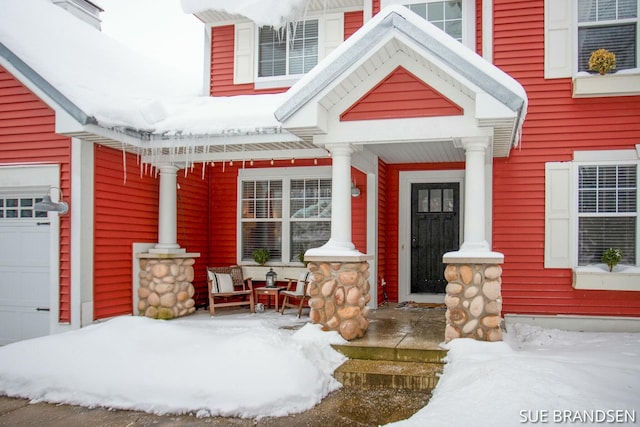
[306,259,371,341]
[137,252,200,320]
[442,257,503,342]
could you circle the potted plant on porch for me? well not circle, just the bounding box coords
[252,248,270,266]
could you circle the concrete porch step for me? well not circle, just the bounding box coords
[333,359,443,391]
[331,344,447,364]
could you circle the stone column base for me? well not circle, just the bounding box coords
[137,252,200,320]
[307,260,371,340]
[443,262,503,342]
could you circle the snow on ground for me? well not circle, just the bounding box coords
[0,310,639,425]
[0,310,346,419]
[389,323,640,427]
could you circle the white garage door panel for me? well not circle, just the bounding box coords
[0,222,50,345]
[0,309,49,346]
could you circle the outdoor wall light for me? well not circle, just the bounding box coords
[351,181,361,198]
[34,187,69,215]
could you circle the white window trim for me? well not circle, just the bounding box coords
[545,148,640,291]
[380,0,476,50]
[544,0,640,97]
[237,166,332,265]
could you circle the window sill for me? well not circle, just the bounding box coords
[573,264,640,291]
[572,70,640,98]
[254,76,301,90]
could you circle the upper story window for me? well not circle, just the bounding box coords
[405,1,463,42]
[544,0,640,96]
[258,20,319,78]
[577,0,638,72]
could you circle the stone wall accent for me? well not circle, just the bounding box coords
[307,261,371,341]
[443,262,503,342]
[138,256,197,320]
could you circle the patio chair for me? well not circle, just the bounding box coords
[280,272,310,318]
[206,265,255,315]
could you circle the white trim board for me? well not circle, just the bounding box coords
[398,169,465,303]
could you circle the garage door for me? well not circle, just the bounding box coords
[0,194,51,346]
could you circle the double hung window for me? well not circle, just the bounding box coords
[258,19,319,78]
[577,164,637,265]
[240,169,331,264]
[578,0,639,72]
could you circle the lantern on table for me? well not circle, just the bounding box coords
[266,268,277,287]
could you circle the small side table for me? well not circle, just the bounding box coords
[254,286,284,312]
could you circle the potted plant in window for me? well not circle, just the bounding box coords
[588,48,616,75]
[252,248,270,266]
[601,248,623,272]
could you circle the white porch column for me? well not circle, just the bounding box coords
[460,138,491,253]
[150,164,185,254]
[307,143,364,257]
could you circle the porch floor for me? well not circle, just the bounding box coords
[346,303,447,351]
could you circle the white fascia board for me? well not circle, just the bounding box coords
[475,93,517,121]
[280,101,329,134]
[315,115,491,145]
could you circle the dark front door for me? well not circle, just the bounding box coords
[411,183,460,294]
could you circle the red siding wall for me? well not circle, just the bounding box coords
[492,0,640,316]
[93,146,158,319]
[341,67,463,121]
[177,167,211,307]
[382,162,466,303]
[372,0,381,15]
[344,11,364,39]
[377,159,388,304]
[0,66,72,322]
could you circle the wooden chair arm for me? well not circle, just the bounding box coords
[284,277,297,291]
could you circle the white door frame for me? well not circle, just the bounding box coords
[398,170,465,303]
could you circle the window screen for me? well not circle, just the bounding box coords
[258,19,319,78]
[578,164,637,265]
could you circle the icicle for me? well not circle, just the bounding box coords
[201,162,205,180]
[314,158,318,165]
[250,159,254,166]
[121,142,127,185]
[222,161,226,173]
[291,158,295,164]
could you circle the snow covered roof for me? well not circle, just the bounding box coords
[275,5,528,157]
[0,0,300,159]
[181,0,363,27]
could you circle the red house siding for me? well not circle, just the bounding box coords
[382,162,466,303]
[93,146,159,319]
[344,11,364,39]
[492,0,640,316]
[0,66,72,323]
[341,66,464,121]
[377,159,388,304]
[177,167,211,307]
